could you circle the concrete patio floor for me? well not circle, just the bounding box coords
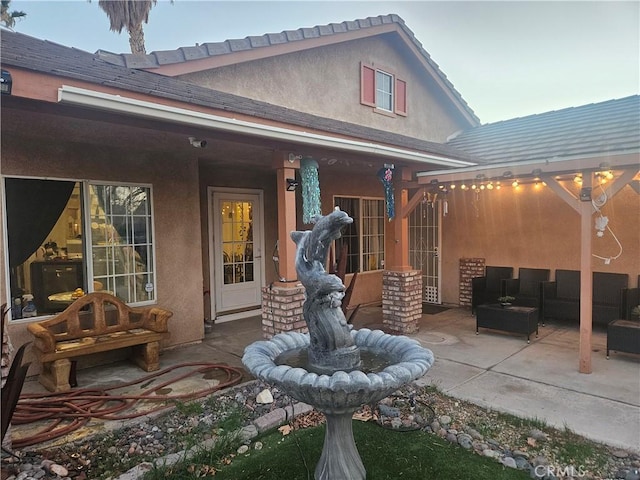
[13,305,640,453]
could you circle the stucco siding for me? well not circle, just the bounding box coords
[178,36,468,142]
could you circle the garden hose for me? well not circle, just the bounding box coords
[11,362,244,448]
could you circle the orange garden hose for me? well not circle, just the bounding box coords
[11,362,245,448]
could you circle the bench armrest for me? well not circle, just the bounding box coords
[26,322,56,353]
[136,307,173,333]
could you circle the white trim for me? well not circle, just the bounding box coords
[214,308,262,323]
[208,187,265,320]
[416,150,640,183]
[57,85,476,168]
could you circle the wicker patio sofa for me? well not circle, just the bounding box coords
[471,266,513,314]
[607,279,640,358]
[503,267,550,320]
[542,270,628,327]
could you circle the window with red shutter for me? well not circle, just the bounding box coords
[395,78,407,116]
[360,62,407,117]
[360,63,376,107]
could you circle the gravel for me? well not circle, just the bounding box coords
[2,381,638,480]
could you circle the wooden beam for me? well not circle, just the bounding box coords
[579,172,593,374]
[599,168,639,200]
[402,188,426,219]
[273,151,298,284]
[542,174,581,214]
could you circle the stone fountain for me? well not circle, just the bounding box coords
[242,208,434,480]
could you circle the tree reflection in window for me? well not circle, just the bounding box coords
[221,201,254,284]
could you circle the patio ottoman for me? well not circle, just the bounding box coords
[607,320,640,358]
[476,304,538,343]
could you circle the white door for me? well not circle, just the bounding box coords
[408,196,442,304]
[210,189,264,319]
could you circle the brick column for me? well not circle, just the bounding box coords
[459,258,485,307]
[261,284,307,339]
[382,270,422,334]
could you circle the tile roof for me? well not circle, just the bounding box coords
[447,96,640,163]
[95,14,479,125]
[0,29,476,163]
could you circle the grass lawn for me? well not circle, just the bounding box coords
[149,420,530,479]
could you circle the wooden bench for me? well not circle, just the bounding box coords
[27,292,172,392]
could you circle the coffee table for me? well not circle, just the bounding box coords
[476,304,538,343]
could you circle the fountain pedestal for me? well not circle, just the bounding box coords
[317,411,365,480]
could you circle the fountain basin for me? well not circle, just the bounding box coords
[242,328,434,414]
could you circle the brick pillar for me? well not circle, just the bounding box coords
[459,258,485,307]
[382,270,422,334]
[261,284,307,339]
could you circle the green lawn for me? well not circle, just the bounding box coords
[149,421,530,479]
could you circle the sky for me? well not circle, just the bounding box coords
[5,1,639,124]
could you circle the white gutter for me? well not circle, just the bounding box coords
[58,85,476,168]
[416,150,640,183]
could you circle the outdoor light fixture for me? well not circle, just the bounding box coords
[188,136,207,148]
[1,70,12,95]
[286,178,299,191]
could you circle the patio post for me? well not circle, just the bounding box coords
[382,169,422,334]
[579,172,593,374]
[260,152,306,339]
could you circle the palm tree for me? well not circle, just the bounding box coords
[98,0,157,55]
[0,0,26,29]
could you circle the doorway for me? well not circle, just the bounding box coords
[408,195,442,304]
[209,189,264,321]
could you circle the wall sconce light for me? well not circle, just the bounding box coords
[1,70,12,95]
[286,178,299,191]
[188,136,207,148]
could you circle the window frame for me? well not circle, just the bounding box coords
[360,62,408,117]
[334,196,386,275]
[2,175,157,322]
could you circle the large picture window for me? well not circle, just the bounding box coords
[334,197,385,274]
[4,177,155,320]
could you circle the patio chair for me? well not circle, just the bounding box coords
[1,304,32,457]
[503,268,550,318]
[471,266,513,314]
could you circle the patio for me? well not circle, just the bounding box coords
[13,306,640,453]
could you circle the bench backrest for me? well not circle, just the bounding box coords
[35,292,146,342]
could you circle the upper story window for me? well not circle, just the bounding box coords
[360,62,407,116]
[4,177,156,321]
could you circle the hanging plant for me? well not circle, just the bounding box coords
[300,158,321,224]
[377,166,395,220]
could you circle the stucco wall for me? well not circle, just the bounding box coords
[178,36,470,142]
[439,183,640,305]
[1,137,204,354]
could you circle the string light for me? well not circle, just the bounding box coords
[512,180,519,188]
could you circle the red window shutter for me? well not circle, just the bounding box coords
[395,78,407,116]
[361,63,376,107]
